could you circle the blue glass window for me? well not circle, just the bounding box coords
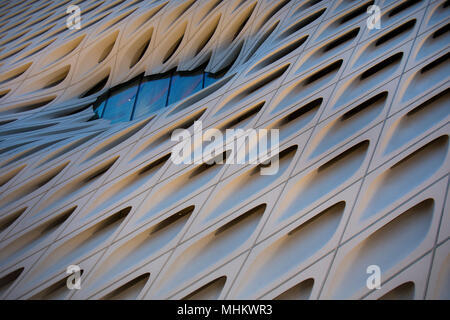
[92,65,228,123]
[204,72,220,88]
[204,66,230,87]
[133,74,171,119]
[94,100,106,118]
[102,79,139,123]
[168,70,203,105]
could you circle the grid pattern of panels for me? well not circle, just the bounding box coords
[93,66,226,123]
[0,0,449,300]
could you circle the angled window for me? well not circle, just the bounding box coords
[133,74,171,119]
[92,65,229,123]
[102,79,140,123]
[168,69,204,105]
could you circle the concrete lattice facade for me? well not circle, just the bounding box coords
[0,0,449,300]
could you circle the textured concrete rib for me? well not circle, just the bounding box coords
[0,0,449,300]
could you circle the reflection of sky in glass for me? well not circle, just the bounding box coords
[93,67,228,123]
[133,75,170,119]
[168,71,203,105]
[204,72,221,88]
[103,80,139,123]
[94,100,106,118]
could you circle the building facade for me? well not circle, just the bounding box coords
[0,0,449,299]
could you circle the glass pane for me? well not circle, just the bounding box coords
[102,80,139,123]
[133,75,171,119]
[204,72,220,88]
[168,71,203,105]
[204,69,227,88]
[93,100,106,118]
